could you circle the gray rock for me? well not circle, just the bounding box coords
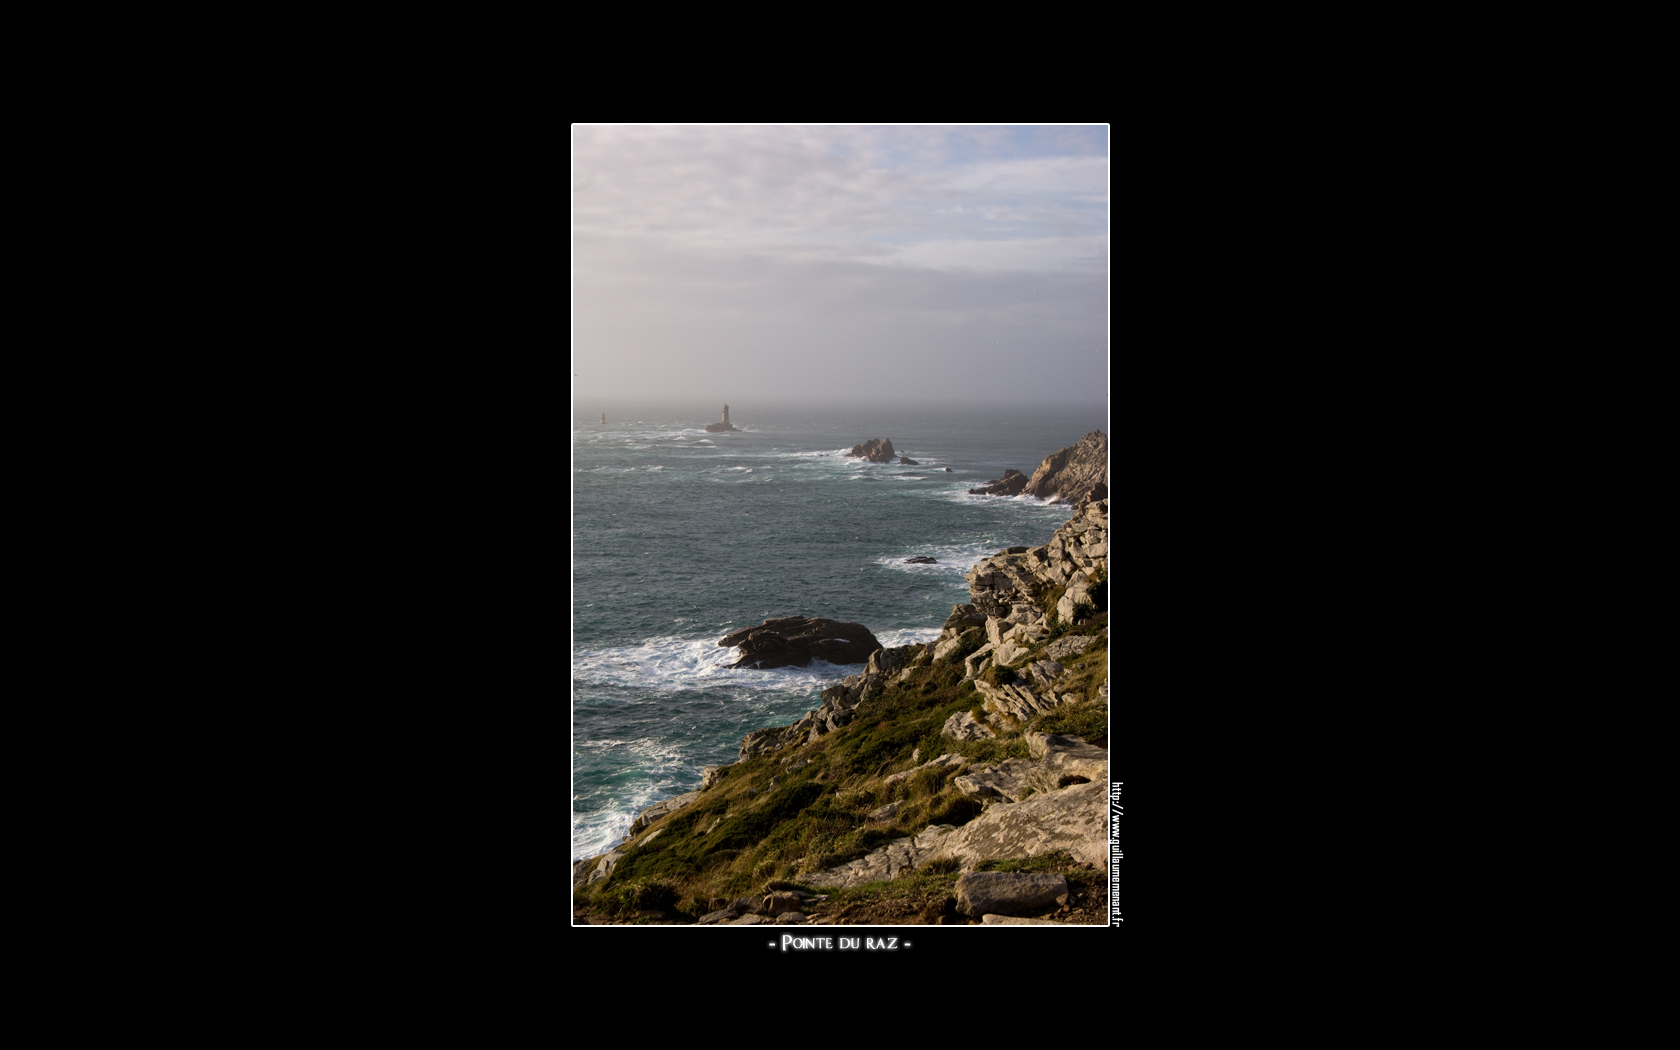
[941,604,986,632]
[934,626,983,663]
[942,710,996,741]
[776,912,809,924]
[924,780,1107,874]
[980,915,1071,925]
[719,616,882,670]
[1045,635,1096,661]
[1020,434,1105,505]
[992,639,1031,667]
[1024,732,1104,762]
[954,758,1037,803]
[968,468,1028,496]
[963,642,997,680]
[763,892,803,916]
[866,645,921,678]
[625,791,701,838]
[804,824,960,889]
[869,800,905,822]
[954,872,1069,917]
[700,764,733,791]
[583,849,625,887]
[898,456,918,465]
[847,438,896,462]
[728,913,772,925]
[880,752,964,789]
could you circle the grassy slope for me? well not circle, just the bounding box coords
[576,612,1109,924]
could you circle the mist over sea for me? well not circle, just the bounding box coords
[572,402,1107,861]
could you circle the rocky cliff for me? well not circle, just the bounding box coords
[968,432,1108,506]
[573,435,1111,926]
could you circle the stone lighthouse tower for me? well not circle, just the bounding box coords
[721,404,730,427]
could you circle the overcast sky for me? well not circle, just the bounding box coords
[572,125,1108,412]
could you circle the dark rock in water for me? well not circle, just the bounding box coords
[899,456,918,465]
[718,616,882,669]
[905,556,937,564]
[944,467,953,472]
[847,438,895,463]
[969,469,1027,497]
[1022,431,1107,505]
[705,421,742,433]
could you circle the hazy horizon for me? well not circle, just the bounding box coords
[572,125,1109,408]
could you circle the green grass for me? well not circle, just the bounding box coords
[576,632,1107,919]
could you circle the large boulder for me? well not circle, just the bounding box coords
[719,616,882,669]
[969,469,1028,496]
[954,872,1068,917]
[924,780,1108,874]
[847,438,895,462]
[1022,432,1108,505]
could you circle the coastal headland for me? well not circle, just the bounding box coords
[573,432,1110,925]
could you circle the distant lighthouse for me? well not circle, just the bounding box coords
[600,412,605,425]
[704,402,741,433]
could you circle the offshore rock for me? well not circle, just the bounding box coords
[899,456,918,465]
[847,438,895,462]
[905,556,937,564]
[1022,431,1108,505]
[969,469,1027,496]
[719,616,882,669]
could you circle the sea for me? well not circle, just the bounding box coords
[572,402,1108,863]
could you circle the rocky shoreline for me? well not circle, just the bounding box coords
[573,432,1110,925]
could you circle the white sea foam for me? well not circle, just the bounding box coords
[875,540,1006,576]
[878,627,942,647]
[573,636,854,691]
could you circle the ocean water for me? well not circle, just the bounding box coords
[571,402,1108,862]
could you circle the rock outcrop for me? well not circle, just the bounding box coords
[704,421,741,432]
[925,780,1108,873]
[1021,432,1108,505]
[964,497,1108,621]
[732,644,923,759]
[718,616,882,670]
[955,872,1068,918]
[847,438,895,462]
[898,456,918,465]
[968,469,1028,496]
[905,556,937,564]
